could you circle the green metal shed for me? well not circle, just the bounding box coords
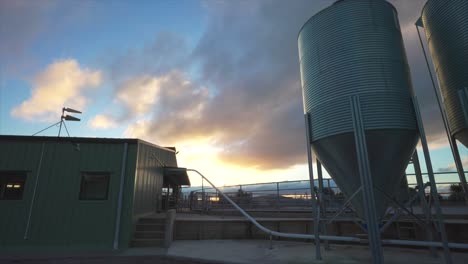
[0,135,189,250]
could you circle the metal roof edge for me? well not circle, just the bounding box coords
[136,138,177,153]
[0,134,139,145]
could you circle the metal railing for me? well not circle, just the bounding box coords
[179,171,468,213]
[183,168,468,249]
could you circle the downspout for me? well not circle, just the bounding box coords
[24,142,45,239]
[113,142,128,250]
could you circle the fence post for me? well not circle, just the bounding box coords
[276,182,280,211]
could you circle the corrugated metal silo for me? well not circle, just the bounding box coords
[421,0,468,147]
[298,0,418,220]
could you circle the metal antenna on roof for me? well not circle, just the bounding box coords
[32,107,82,143]
[58,107,81,137]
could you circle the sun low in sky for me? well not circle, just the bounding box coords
[0,0,466,187]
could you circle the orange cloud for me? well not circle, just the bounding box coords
[88,114,118,129]
[11,59,101,122]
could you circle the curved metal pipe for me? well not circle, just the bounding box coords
[186,169,468,249]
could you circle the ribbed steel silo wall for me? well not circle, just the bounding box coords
[298,0,418,220]
[421,0,468,147]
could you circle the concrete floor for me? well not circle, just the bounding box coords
[2,240,468,263]
[167,240,468,264]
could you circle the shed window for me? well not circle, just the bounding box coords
[0,172,26,200]
[79,173,110,200]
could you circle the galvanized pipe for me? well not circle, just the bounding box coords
[382,239,468,250]
[187,169,468,250]
[187,168,358,243]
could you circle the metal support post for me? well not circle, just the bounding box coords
[454,87,468,203]
[350,96,384,264]
[317,160,324,204]
[304,113,322,260]
[276,182,280,211]
[451,139,468,197]
[201,178,205,211]
[458,88,468,126]
[58,120,63,137]
[317,160,330,250]
[413,151,438,257]
[416,24,468,203]
[413,96,452,264]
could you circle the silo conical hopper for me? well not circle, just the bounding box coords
[420,0,468,147]
[298,0,418,221]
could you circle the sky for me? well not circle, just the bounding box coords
[0,0,466,187]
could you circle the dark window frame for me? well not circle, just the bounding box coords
[79,172,111,201]
[0,171,27,200]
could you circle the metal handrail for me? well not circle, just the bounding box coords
[187,169,359,242]
[183,177,468,196]
[186,169,468,249]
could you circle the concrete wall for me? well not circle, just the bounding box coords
[174,219,468,243]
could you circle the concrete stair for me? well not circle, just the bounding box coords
[130,217,166,247]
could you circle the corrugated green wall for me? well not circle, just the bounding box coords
[132,141,177,219]
[0,139,138,250]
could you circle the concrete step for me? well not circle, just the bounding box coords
[130,238,164,247]
[135,223,165,232]
[134,230,165,239]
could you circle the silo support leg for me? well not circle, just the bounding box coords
[317,160,330,250]
[350,96,384,264]
[454,88,468,203]
[413,96,453,264]
[412,151,438,258]
[450,139,468,204]
[304,113,322,260]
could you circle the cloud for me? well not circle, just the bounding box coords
[102,0,449,171]
[115,75,163,117]
[111,1,328,170]
[0,0,55,74]
[88,114,118,129]
[122,71,211,141]
[11,59,101,122]
[0,0,96,77]
[107,32,190,83]
[438,156,468,172]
